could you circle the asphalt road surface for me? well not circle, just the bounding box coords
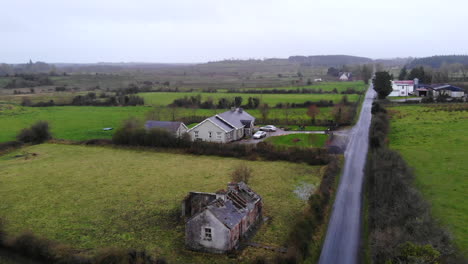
[318,84,375,264]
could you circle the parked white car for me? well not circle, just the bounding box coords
[253,131,267,139]
[259,125,277,132]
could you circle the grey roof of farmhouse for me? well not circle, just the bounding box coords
[145,121,183,133]
[217,108,255,129]
[208,116,235,132]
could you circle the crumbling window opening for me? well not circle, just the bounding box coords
[204,227,212,241]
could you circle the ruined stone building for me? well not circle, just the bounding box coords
[182,182,263,253]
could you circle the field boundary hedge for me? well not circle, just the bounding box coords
[364,102,465,264]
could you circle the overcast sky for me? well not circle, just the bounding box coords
[1,0,467,63]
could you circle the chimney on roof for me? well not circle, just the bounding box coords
[230,107,236,112]
[238,108,243,113]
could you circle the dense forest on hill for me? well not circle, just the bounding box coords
[407,55,468,68]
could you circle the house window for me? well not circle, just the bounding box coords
[203,227,212,241]
[209,131,213,138]
[216,132,222,139]
[194,131,199,138]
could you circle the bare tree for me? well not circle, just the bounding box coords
[306,105,320,125]
[258,103,270,123]
[190,104,199,118]
[231,164,253,184]
[282,103,291,125]
[169,105,179,121]
[145,105,163,120]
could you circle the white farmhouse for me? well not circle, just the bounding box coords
[339,72,352,81]
[188,108,255,143]
[389,79,418,97]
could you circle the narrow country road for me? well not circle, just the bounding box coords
[318,83,375,264]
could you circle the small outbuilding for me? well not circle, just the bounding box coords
[145,121,188,137]
[182,182,263,253]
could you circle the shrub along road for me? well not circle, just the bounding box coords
[318,83,375,264]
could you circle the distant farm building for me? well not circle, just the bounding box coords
[182,182,263,253]
[339,72,352,81]
[389,79,418,97]
[188,108,255,143]
[145,121,188,137]
[413,83,465,98]
[432,84,465,98]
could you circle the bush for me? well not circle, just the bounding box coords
[0,218,5,245]
[7,232,57,262]
[0,141,24,153]
[421,96,434,103]
[16,121,52,144]
[231,164,253,183]
[390,242,441,264]
[94,248,156,264]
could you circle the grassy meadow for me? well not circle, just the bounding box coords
[138,92,359,106]
[0,103,334,143]
[236,81,366,92]
[265,134,328,148]
[388,104,468,255]
[0,144,322,263]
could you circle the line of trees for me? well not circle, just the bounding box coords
[170,95,351,110]
[170,96,260,109]
[226,87,363,95]
[4,74,54,88]
[399,63,468,83]
[21,92,145,107]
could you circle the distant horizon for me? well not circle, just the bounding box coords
[4,54,468,65]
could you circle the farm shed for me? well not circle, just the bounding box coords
[432,85,465,98]
[145,121,188,137]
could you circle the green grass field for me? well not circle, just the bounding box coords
[0,103,334,143]
[388,105,468,255]
[0,92,86,104]
[0,144,322,263]
[265,134,328,148]
[238,81,366,92]
[139,92,359,106]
